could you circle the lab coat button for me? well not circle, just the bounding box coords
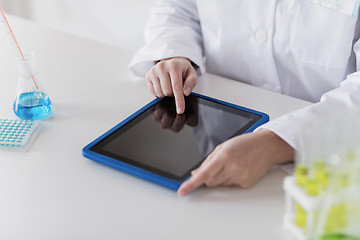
[255,30,267,43]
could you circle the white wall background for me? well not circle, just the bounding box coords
[0,0,154,51]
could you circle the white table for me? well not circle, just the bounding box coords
[0,15,311,240]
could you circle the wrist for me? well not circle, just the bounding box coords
[259,129,295,167]
[157,57,197,70]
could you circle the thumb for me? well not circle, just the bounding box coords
[183,66,198,96]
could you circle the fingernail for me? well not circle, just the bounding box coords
[184,87,191,96]
[178,189,187,197]
[177,107,183,114]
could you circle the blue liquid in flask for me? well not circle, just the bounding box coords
[13,92,52,120]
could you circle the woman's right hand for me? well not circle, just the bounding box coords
[145,57,198,114]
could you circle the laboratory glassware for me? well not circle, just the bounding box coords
[0,6,52,120]
[13,52,52,120]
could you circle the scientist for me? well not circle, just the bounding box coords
[129,0,360,197]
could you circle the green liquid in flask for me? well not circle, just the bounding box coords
[13,92,52,120]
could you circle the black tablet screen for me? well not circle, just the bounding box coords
[90,95,262,181]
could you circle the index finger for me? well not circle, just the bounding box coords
[177,170,207,197]
[177,157,223,197]
[169,71,185,114]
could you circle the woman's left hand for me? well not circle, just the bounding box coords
[177,129,294,197]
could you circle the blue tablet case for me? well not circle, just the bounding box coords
[82,93,269,191]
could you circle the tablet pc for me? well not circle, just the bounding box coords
[82,93,269,190]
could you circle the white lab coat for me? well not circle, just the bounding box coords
[129,0,360,152]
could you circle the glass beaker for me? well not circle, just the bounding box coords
[13,52,52,120]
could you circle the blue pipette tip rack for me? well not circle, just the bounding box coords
[0,118,40,151]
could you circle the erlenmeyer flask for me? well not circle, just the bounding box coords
[13,52,52,120]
